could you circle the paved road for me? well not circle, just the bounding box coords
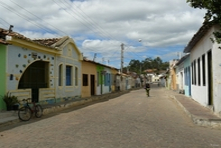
[0,85,221,148]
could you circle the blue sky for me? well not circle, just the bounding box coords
[0,0,206,69]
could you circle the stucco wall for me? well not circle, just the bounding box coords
[183,56,191,97]
[6,45,55,91]
[55,44,82,99]
[81,61,97,98]
[0,44,7,110]
[211,27,221,115]
[190,28,212,107]
[190,26,221,115]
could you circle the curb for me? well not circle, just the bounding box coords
[169,95,221,128]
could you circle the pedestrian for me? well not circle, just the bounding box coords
[145,83,150,97]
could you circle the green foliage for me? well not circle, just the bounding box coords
[187,0,221,44]
[127,57,169,74]
[1,92,18,106]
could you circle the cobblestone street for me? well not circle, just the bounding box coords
[1,85,221,148]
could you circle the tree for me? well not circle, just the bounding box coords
[187,0,221,43]
[127,57,169,74]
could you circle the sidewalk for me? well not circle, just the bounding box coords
[167,89,221,128]
[1,88,221,129]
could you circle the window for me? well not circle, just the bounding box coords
[58,64,63,86]
[66,65,72,86]
[202,54,206,86]
[75,67,78,86]
[83,74,88,86]
[198,58,201,86]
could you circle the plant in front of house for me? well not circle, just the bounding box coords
[1,92,19,111]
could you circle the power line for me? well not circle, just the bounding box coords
[10,0,68,36]
[0,18,10,28]
[70,1,117,40]
[55,0,114,41]
[0,1,57,35]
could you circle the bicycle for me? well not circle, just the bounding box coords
[18,98,43,121]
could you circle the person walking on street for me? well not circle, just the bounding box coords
[145,83,150,97]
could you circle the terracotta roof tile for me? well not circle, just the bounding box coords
[0,27,61,49]
[33,38,62,47]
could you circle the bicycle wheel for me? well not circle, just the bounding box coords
[35,105,43,118]
[18,107,32,121]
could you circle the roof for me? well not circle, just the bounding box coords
[144,69,157,73]
[0,28,9,45]
[0,27,63,49]
[33,38,62,47]
[183,22,212,53]
[83,58,119,70]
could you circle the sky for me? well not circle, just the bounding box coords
[0,0,206,69]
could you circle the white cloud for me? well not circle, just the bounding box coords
[0,0,206,68]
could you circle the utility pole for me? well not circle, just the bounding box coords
[121,43,124,74]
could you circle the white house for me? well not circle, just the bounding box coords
[175,54,189,94]
[184,23,221,116]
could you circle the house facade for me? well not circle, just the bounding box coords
[184,23,221,116]
[175,54,189,94]
[0,28,82,110]
[82,58,119,98]
[169,59,178,90]
[81,59,97,98]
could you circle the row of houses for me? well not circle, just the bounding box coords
[166,23,221,117]
[0,27,142,110]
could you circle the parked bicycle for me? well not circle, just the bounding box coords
[18,98,43,121]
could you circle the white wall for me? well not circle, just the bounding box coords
[211,26,221,115]
[6,45,55,91]
[190,28,212,107]
[190,26,221,115]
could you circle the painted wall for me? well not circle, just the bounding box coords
[110,68,118,92]
[211,26,221,115]
[176,62,184,91]
[55,43,82,100]
[170,68,177,90]
[96,65,104,95]
[81,61,97,98]
[189,26,221,116]
[102,67,111,94]
[189,28,213,107]
[183,55,191,97]
[4,40,82,106]
[6,45,55,101]
[0,44,7,110]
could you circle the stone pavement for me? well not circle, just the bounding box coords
[1,88,221,129]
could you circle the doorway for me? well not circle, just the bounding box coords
[90,75,95,96]
[18,61,49,102]
[207,50,213,105]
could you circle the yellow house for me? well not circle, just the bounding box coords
[81,58,97,98]
[81,58,119,98]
